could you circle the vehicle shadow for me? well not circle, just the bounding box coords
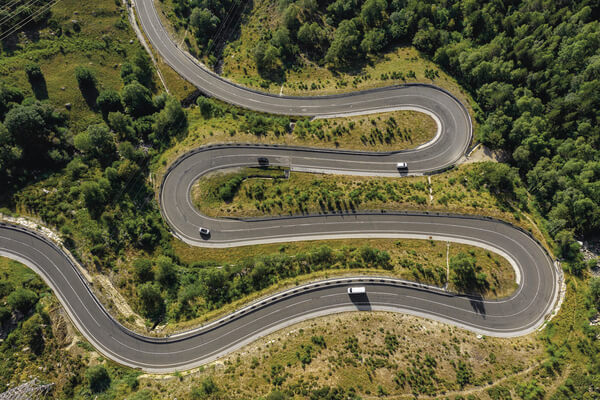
[349,293,372,311]
[200,232,211,240]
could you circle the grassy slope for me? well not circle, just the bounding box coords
[191,164,541,238]
[297,110,437,151]
[144,311,544,399]
[4,251,594,400]
[0,0,144,133]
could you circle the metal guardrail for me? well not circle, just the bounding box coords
[0,222,470,345]
[0,204,561,347]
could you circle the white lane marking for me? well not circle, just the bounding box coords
[321,293,344,298]
[0,228,556,372]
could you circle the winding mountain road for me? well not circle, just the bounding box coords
[0,0,561,373]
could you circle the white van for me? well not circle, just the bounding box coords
[347,287,366,295]
[396,162,408,170]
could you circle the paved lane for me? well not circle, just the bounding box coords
[135,0,471,120]
[0,213,559,373]
[0,0,560,373]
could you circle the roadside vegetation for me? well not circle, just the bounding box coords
[1,0,599,397]
[166,274,600,400]
[116,272,600,400]
[157,0,474,107]
[0,257,148,399]
[115,237,515,332]
[192,162,540,237]
[158,97,438,171]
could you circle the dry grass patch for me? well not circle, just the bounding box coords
[144,312,543,399]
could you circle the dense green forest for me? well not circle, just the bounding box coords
[1,0,600,397]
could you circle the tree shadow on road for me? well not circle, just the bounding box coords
[469,294,486,316]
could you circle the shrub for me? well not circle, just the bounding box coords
[121,81,154,117]
[219,176,244,202]
[96,89,122,115]
[0,306,11,325]
[450,253,488,292]
[196,96,219,119]
[0,280,14,297]
[137,283,165,323]
[24,63,44,81]
[86,365,111,393]
[133,258,154,283]
[74,66,97,89]
[455,360,473,388]
[7,288,38,314]
[516,379,545,400]
[191,377,219,399]
[21,313,45,354]
[266,390,288,400]
[156,256,179,288]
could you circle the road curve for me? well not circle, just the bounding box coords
[0,0,559,373]
[1,221,558,373]
[135,0,471,119]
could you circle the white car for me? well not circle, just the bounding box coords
[199,227,210,236]
[347,287,366,295]
[396,162,408,170]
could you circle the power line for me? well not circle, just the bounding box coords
[211,0,249,55]
[202,0,241,55]
[204,0,246,56]
[0,0,45,25]
[0,0,27,13]
[0,0,59,41]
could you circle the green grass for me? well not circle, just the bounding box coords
[0,0,144,132]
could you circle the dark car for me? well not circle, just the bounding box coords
[258,157,269,166]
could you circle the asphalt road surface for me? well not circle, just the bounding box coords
[135,0,471,119]
[0,0,560,373]
[1,221,558,373]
